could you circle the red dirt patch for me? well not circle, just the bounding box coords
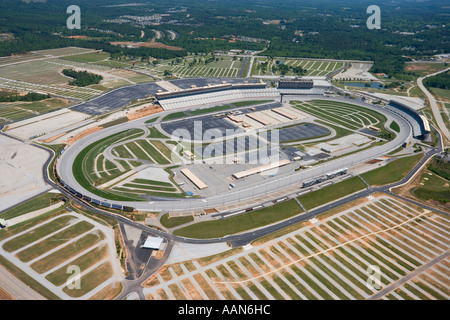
[126,104,163,121]
[405,65,428,71]
[65,126,103,146]
[42,132,67,143]
[110,41,183,51]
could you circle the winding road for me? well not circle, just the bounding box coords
[417,67,450,145]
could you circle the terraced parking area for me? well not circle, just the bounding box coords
[292,100,386,132]
[131,55,244,79]
[252,58,346,77]
[143,195,449,300]
[0,212,123,299]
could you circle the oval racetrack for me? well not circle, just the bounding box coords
[57,94,412,213]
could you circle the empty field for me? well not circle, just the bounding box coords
[144,196,450,300]
[0,98,70,126]
[0,47,153,101]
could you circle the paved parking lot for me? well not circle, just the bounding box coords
[70,78,261,115]
[169,77,259,89]
[268,123,330,142]
[71,82,166,115]
[162,114,240,139]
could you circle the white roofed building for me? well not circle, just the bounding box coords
[142,236,165,250]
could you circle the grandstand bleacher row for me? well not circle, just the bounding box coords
[278,87,328,96]
[386,100,430,140]
[157,87,280,111]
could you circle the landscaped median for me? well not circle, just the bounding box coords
[297,176,367,211]
[160,213,194,229]
[360,154,424,186]
[173,199,304,239]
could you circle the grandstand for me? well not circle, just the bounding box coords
[153,78,335,111]
[386,100,430,140]
[156,83,280,111]
[278,77,314,89]
[278,79,332,96]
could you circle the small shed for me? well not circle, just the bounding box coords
[141,236,164,250]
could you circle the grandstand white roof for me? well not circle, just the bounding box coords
[158,88,280,111]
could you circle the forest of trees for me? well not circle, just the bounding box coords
[0,92,50,102]
[424,71,450,90]
[0,0,448,78]
[62,69,103,87]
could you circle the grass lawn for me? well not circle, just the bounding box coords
[16,221,94,263]
[145,117,158,124]
[138,139,171,164]
[131,178,173,187]
[160,213,194,228]
[72,129,146,201]
[231,100,273,108]
[189,105,232,116]
[0,192,63,220]
[30,231,104,274]
[297,176,367,210]
[100,117,129,128]
[173,199,303,239]
[62,52,110,63]
[2,215,74,252]
[313,120,354,139]
[0,98,69,125]
[430,87,450,102]
[412,170,450,204]
[147,127,169,139]
[361,154,423,186]
[404,63,448,77]
[63,261,113,298]
[0,254,60,300]
[150,140,174,160]
[162,111,188,121]
[390,121,400,133]
[45,245,109,286]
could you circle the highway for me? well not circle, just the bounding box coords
[57,95,413,214]
[416,67,450,145]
